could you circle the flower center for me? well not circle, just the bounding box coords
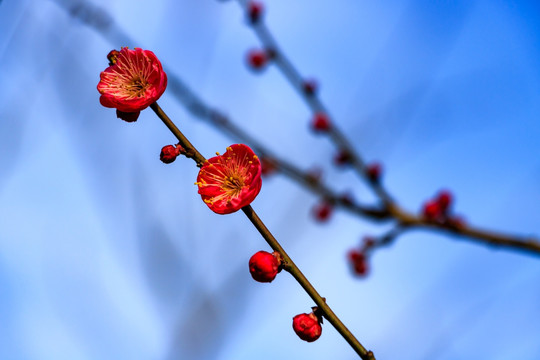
[221,174,245,197]
[124,76,149,97]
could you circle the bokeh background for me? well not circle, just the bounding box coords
[1,0,539,359]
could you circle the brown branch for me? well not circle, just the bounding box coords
[54,0,540,263]
[150,102,375,360]
[230,0,540,256]
[390,206,540,255]
[235,0,394,205]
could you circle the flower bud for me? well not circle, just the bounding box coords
[247,1,264,23]
[160,144,180,164]
[247,49,268,70]
[107,49,120,65]
[249,251,281,282]
[334,150,353,166]
[312,200,333,222]
[311,112,331,132]
[366,162,382,183]
[302,79,318,96]
[348,250,369,276]
[436,190,453,213]
[292,312,322,342]
[422,200,441,221]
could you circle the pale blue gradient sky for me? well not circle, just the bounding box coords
[0,1,539,359]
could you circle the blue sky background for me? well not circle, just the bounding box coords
[0,0,539,359]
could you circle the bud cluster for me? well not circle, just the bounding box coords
[421,190,464,228]
[347,236,375,277]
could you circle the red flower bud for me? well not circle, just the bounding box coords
[436,190,453,213]
[249,251,281,282]
[334,150,353,166]
[247,1,264,23]
[366,163,382,183]
[247,49,268,70]
[292,312,322,342]
[422,200,441,221]
[160,144,180,164]
[302,79,318,96]
[311,112,331,132]
[312,200,333,222]
[107,49,120,65]
[348,250,369,276]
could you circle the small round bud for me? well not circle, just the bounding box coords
[247,1,264,23]
[312,200,333,222]
[107,49,120,65]
[366,163,382,183]
[246,49,268,70]
[302,79,318,96]
[436,190,453,213]
[311,112,331,132]
[422,200,441,221]
[334,150,353,166]
[292,312,322,342]
[116,109,140,122]
[249,251,281,282]
[348,250,369,276]
[160,145,180,164]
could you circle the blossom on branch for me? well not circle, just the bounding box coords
[160,144,184,164]
[366,162,382,183]
[196,144,262,214]
[312,199,333,222]
[246,48,270,70]
[422,189,455,223]
[249,250,281,282]
[292,312,322,342]
[348,249,369,276]
[97,47,167,120]
[247,1,264,24]
[302,79,318,96]
[311,112,331,132]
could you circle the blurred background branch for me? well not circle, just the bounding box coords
[1,0,539,359]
